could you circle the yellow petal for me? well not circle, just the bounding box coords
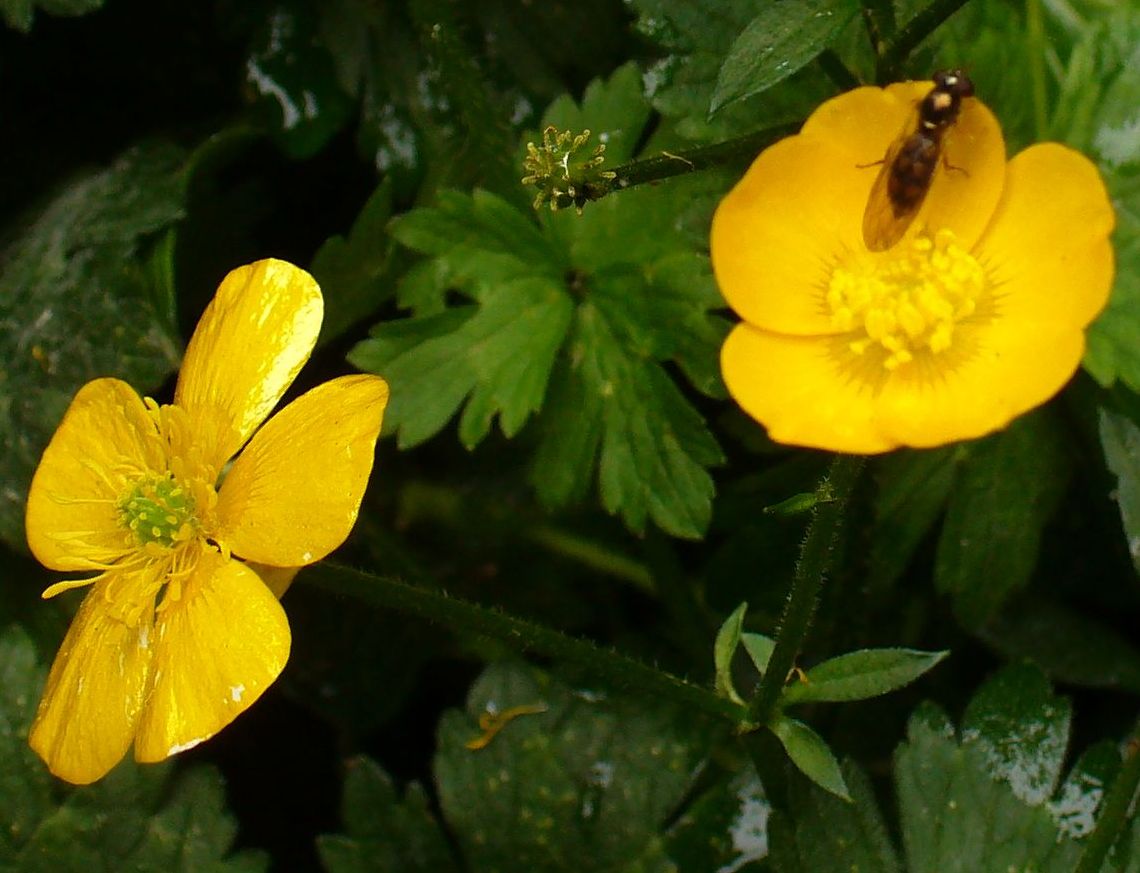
[173,260,323,472]
[712,134,866,335]
[978,143,1115,328]
[872,318,1087,447]
[26,378,162,572]
[247,562,302,599]
[721,324,893,453]
[134,552,290,762]
[29,579,155,784]
[216,375,388,566]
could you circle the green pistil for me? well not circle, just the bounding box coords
[118,475,196,548]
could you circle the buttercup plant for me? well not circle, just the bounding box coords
[712,79,1115,453]
[24,259,388,784]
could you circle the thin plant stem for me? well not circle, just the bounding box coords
[816,49,861,91]
[604,123,798,193]
[747,454,866,727]
[1074,723,1140,873]
[876,0,973,81]
[305,563,748,722]
[860,0,897,55]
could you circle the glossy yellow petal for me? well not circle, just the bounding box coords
[247,562,302,599]
[173,260,323,472]
[978,143,1115,327]
[873,318,1086,447]
[26,378,162,572]
[29,578,154,784]
[914,97,1006,251]
[216,375,388,566]
[801,82,924,167]
[712,134,866,334]
[721,325,893,453]
[134,552,290,762]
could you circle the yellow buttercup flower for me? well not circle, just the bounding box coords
[25,259,389,784]
[712,80,1115,453]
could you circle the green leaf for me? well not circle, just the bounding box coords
[979,597,1140,694]
[710,0,859,115]
[741,633,776,676]
[781,648,948,705]
[1099,406,1140,573]
[0,626,266,871]
[768,760,900,873]
[934,411,1071,627]
[1085,165,1140,392]
[714,603,748,704]
[433,661,705,872]
[868,446,959,593]
[317,756,459,872]
[959,663,1072,806]
[895,702,1084,872]
[354,66,726,537]
[0,625,52,857]
[0,143,187,551]
[0,0,102,33]
[311,179,396,347]
[246,2,355,159]
[627,0,834,140]
[769,716,850,801]
[665,766,770,872]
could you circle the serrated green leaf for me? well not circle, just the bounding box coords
[741,633,776,676]
[768,760,900,873]
[934,411,1071,627]
[0,143,186,551]
[714,603,748,705]
[0,626,266,871]
[0,0,101,32]
[710,0,858,115]
[434,662,705,873]
[317,756,459,872]
[782,648,948,705]
[769,716,850,801]
[960,663,1072,807]
[895,702,1084,872]
[1099,407,1140,573]
[311,179,396,347]
[665,766,769,872]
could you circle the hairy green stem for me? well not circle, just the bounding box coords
[1075,724,1140,873]
[604,123,798,193]
[305,563,747,722]
[876,0,972,81]
[747,455,866,726]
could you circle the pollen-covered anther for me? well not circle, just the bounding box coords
[827,229,985,370]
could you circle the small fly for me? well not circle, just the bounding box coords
[861,70,975,252]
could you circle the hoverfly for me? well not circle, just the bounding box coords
[861,70,975,252]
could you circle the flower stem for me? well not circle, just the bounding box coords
[875,0,972,81]
[1074,724,1140,873]
[305,563,748,722]
[747,454,866,727]
[604,123,798,193]
[860,0,897,55]
[1025,0,1050,140]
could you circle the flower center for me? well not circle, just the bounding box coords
[827,229,985,370]
[118,474,198,548]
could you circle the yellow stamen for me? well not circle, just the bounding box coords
[827,229,985,371]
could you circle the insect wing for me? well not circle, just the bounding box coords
[861,131,913,252]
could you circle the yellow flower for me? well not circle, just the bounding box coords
[712,80,1116,453]
[24,259,389,784]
